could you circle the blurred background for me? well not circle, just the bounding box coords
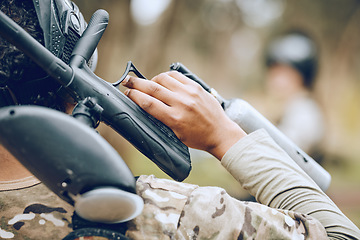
[75,0,360,226]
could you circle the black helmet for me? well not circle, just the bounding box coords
[265,31,318,89]
[0,0,97,109]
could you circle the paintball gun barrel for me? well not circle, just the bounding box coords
[0,9,191,181]
[170,62,331,192]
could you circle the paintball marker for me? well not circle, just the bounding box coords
[0,105,143,224]
[0,9,191,181]
[170,62,331,192]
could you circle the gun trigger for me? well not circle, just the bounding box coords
[113,61,146,87]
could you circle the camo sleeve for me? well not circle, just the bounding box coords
[125,175,327,239]
[221,129,360,240]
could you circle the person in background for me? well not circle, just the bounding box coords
[263,30,325,162]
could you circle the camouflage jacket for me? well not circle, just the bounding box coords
[4,129,360,239]
[125,175,328,240]
[0,176,73,239]
[1,175,327,240]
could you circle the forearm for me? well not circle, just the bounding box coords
[221,129,360,239]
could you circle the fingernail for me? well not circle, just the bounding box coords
[121,75,130,85]
[124,89,130,96]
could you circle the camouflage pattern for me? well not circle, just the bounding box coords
[126,175,328,240]
[1,175,328,240]
[0,179,73,240]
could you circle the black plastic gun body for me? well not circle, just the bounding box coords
[70,56,191,182]
[0,9,191,181]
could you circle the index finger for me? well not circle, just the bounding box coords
[125,88,173,124]
[166,71,211,93]
[122,75,176,106]
[166,71,196,85]
[148,71,205,96]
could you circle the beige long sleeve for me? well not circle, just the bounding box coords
[221,129,360,239]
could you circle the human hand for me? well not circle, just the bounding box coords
[122,71,246,160]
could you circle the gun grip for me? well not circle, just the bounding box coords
[107,109,191,181]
